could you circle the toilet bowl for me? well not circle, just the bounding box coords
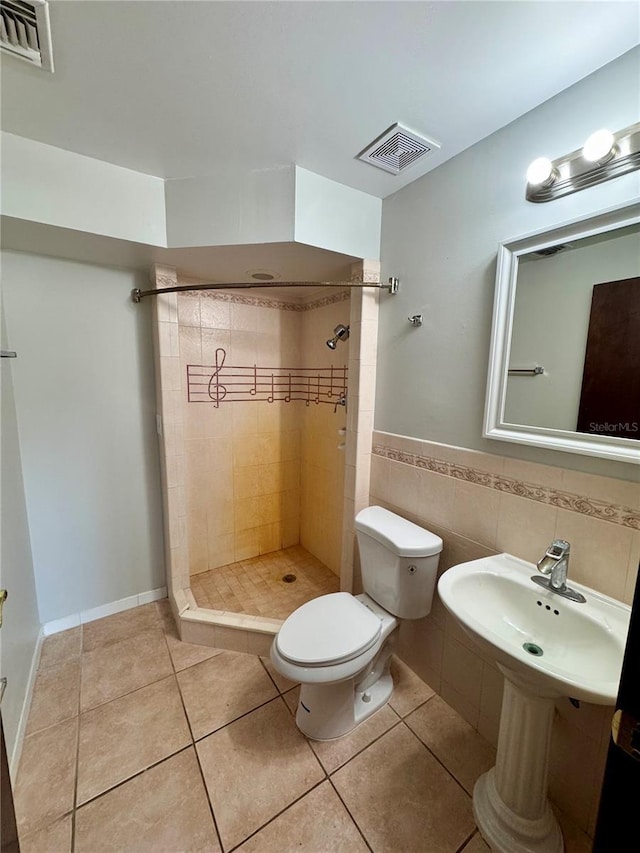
[271,591,398,740]
[270,506,442,740]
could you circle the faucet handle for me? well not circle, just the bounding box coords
[536,539,570,574]
[545,539,571,558]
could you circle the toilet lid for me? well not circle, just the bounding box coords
[276,592,382,666]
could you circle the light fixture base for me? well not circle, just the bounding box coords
[526,122,640,203]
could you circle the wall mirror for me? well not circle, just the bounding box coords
[484,201,640,463]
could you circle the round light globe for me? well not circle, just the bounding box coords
[526,157,554,186]
[583,129,615,163]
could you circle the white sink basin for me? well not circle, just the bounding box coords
[438,553,630,704]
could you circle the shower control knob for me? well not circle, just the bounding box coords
[408,565,417,574]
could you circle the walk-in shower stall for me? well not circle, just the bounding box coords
[145,260,385,650]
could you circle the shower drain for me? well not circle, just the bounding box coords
[282,573,297,584]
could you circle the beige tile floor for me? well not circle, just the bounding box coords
[14,601,593,853]
[191,545,340,619]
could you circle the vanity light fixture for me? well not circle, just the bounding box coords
[526,121,640,202]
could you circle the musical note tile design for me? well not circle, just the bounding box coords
[187,348,348,407]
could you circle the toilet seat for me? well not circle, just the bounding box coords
[276,592,382,667]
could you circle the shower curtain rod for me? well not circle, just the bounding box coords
[131,277,399,303]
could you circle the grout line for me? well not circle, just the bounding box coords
[171,656,197,746]
[456,828,481,852]
[224,778,328,853]
[192,693,285,746]
[28,654,175,740]
[168,627,225,851]
[301,710,332,781]
[81,617,165,655]
[21,688,83,739]
[323,719,403,778]
[78,618,174,715]
[256,655,282,693]
[73,744,193,811]
[161,632,179,678]
[400,717,477,801]
[70,624,83,852]
[191,691,328,852]
[75,610,191,811]
[79,665,176,717]
[326,776,374,853]
[390,690,436,721]
[78,602,224,848]
[191,739,225,853]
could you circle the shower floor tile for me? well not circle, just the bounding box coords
[190,545,340,619]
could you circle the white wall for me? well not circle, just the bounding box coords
[505,228,639,430]
[294,167,382,260]
[378,47,640,479]
[1,252,165,624]
[0,305,41,761]
[164,165,296,248]
[0,132,167,246]
[1,136,382,262]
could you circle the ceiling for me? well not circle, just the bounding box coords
[1,1,638,200]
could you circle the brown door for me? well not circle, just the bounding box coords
[593,565,640,850]
[1,713,20,853]
[576,277,640,440]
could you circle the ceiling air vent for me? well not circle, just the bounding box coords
[0,0,53,71]
[357,123,440,174]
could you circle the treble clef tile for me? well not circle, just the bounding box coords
[207,347,228,407]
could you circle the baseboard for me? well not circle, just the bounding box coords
[42,586,168,637]
[10,628,44,777]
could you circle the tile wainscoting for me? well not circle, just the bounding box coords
[370,429,639,839]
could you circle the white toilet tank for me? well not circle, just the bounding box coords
[355,506,443,619]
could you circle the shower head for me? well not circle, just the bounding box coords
[326,323,350,350]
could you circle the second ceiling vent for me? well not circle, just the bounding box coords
[357,123,440,175]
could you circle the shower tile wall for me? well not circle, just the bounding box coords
[300,297,349,574]
[179,293,301,573]
[177,289,348,578]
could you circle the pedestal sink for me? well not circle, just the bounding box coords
[437,553,630,853]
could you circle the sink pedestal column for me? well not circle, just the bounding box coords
[473,669,563,853]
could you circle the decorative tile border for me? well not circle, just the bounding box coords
[373,443,640,530]
[196,288,350,312]
[302,289,351,311]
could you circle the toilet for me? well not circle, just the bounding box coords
[270,506,443,740]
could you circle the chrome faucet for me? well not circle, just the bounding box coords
[531,540,586,603]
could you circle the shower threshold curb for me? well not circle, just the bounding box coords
[177,596,282,656]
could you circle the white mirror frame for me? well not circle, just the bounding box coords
[484,200,640,464]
